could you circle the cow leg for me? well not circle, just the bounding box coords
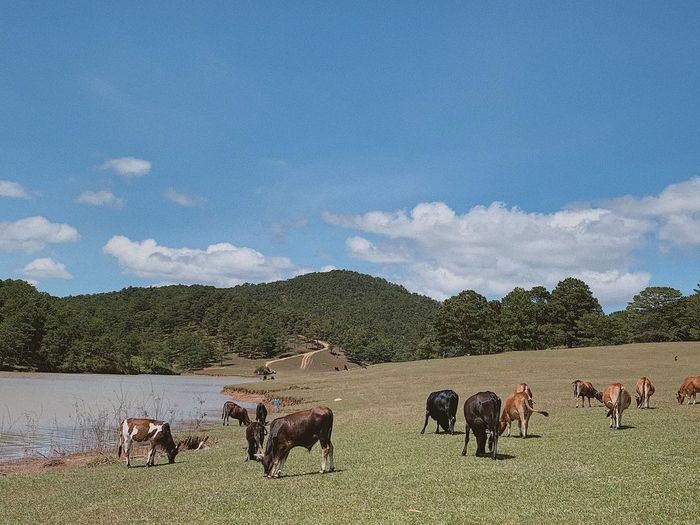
[588,396,592,407]
[506,420,511,437]
[123,438,132,467]
[449,416,456,435]
[421,412,430,434]
[146,444,155,467]
[575,395,579,408]
[475,429,487,456]
[274,450,290,478]
[461,423,471,456]
[522,415,529,439]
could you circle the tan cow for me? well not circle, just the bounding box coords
[514,382,533,399]
[602,383,631,429]
[677,376,700,405]
[498,391,549,438]
[635,376,655,409]
[572,379,603,407]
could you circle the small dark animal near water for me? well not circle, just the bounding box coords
[245,422,268,461]
[222,401,251,426]
[572,379,603,407]
[117,418,180,467]
[421,389,459,435]
[257,406,334,478]
[677,375,700,405]
[461,391,501,459]
[602,383,631,429]
[499,392,548,438]
[635,376,655,409]
[256,403,268,425]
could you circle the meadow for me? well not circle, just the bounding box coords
[0,342,698,524]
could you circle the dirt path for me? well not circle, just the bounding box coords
[265,340,330,370]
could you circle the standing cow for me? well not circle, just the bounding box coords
[635,376,655,409]
[677,376,700,405]
[257,406,334,478]
[245,422,268,461]
[514,382,533,399]
[222,401,252,426]
[421,389,459,435]
[117,418,180,467]
[256,403,268,426]
[602,383,631,429]
[572,379,603,407]
[499,391,549,438]
[461,391,501,460]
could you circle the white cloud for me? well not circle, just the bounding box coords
[101,157,151,177]
[270,218,308,242]
[103,236,295,287]
[0,180,30,199]
[320,265,337,272]
[164,188,206,207]
[0,216,80,253]
[345,236,410,263]
[76,190,124,208]
[20,257,72,280]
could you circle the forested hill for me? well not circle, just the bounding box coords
[0,271,439,374]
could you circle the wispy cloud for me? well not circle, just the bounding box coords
[164,188,206,207]
[76,190,124,208]
[0,216,79,253]
[20,257,72,280]
[0,180,31,199]
[101,157,151,177]
[270,218,308,243]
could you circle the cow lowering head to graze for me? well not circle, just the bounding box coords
[514,382,533,399]
[677,376,700,405]
[222,401,251,426]
[117,418,179,467]
[245,422,268,461]
[602,383,632,429]
[572,379,603,408]
[256,406,334,478]
[635,376,656,409]
[421,389,459,435]
[256,403,268,426]
[461,391,501,460]
[499,391,548,438]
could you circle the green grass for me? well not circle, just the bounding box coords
[1,342,699,524]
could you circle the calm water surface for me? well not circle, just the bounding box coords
[0,372,255,461]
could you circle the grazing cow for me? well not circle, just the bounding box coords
[514,382,533,399]
[421,389,459,435]
[635,376,655,409]
[117,418,179,467]
[499,392,549,438]
[677,376,700,405]
[602,383,632,429]
[461,391,501,460]
[245,422,268,461]
[257,406,334,478]
[572,379,603,407]
[222,401,252,426]
[256,403,268,426]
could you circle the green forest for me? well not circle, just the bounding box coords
[0,270,698,374]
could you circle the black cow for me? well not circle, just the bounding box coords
[257,406,334,478]
[421,389,459,435]
[461,391,501,460]
[245,422,268,461]
[256,402,268,426]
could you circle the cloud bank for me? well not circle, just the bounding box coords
[21,257,72,280]
[0,216,79,253]
[0,180,30,199]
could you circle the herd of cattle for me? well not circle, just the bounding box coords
[116,374,699,475]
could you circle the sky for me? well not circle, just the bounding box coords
[1,3,699,311]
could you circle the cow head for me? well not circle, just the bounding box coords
[593,390,603,402]
[635,395,643,408]
[677,390,685,404]
[260,453,274,477]
[168,442,182,464]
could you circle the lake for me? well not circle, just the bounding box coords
[0,372,256,461]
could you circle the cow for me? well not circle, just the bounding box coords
[572,379,603,407]
[245,422,268,461]
[514,382,533,399]
[117,418,179,467]
[256,406,334,478]
[256,402,268,426]
[635,376,655,409]
[421,389,459,435]
[461,391,501,460]
[602,383,632,429]
[499,391,549,438]
[222,401,252,426]
[677,376,700,405]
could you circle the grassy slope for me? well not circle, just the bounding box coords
[1,342,698,525]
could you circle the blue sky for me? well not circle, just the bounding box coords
[1,3,699,310]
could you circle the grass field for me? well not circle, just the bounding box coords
[1,342,698,524]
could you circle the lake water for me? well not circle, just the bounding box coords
[0,372,256,461]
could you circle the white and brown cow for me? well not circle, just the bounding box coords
[117,418,180,467]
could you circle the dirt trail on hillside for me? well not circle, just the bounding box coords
[265,340,330,370]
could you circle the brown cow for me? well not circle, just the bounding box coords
[602,383,632,429]
[572,379,603,407]
[635,376,655,409]
[677,376,700,405]
[245,422,268,461]
[117,418,180,467]
[514,382,533,399]
[499,392,549,438]
[257,406,334,478]
[222,401,252,426]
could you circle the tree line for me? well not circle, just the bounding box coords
[0,271,698,374]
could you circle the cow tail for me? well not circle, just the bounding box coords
[117,421,123,457]
[572,381,579,398]
[526,398,549,417]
